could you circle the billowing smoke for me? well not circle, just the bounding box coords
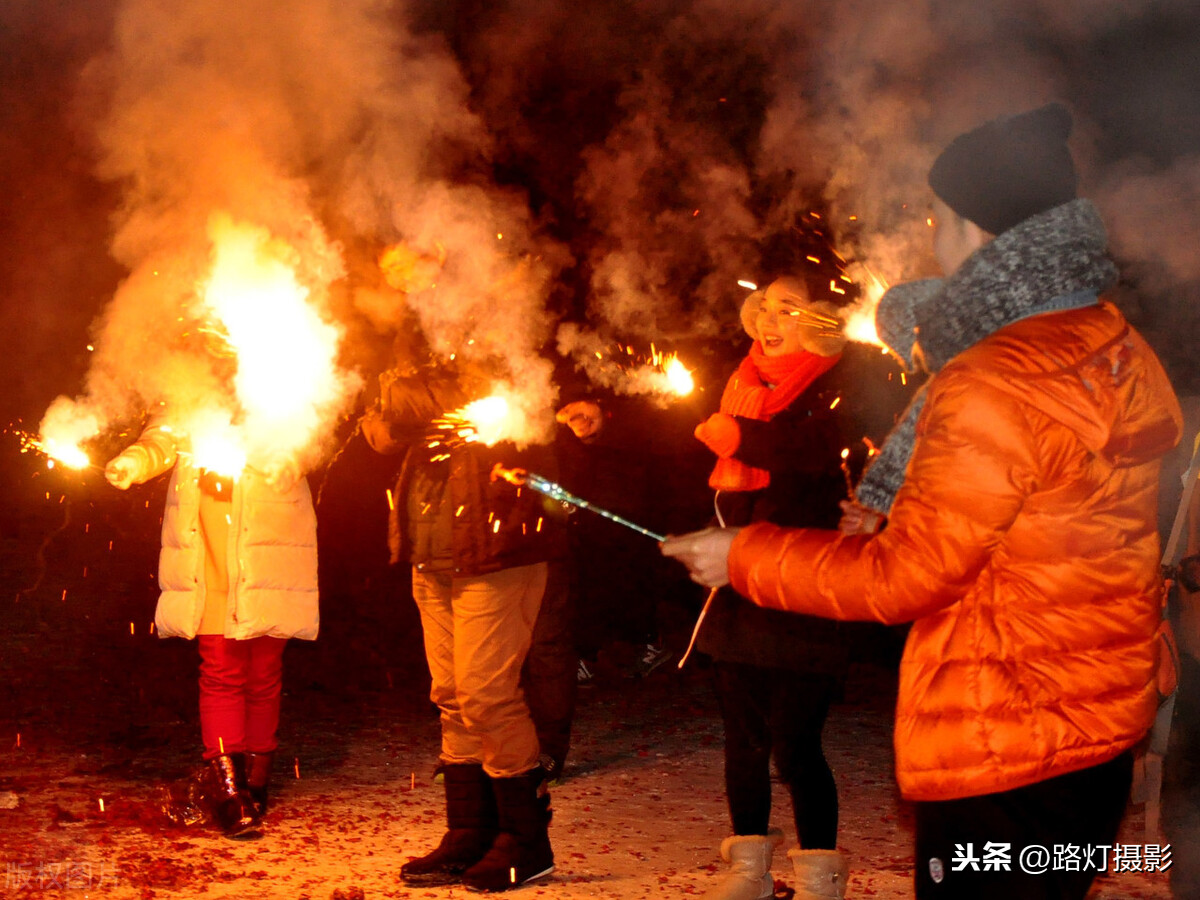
[451,0,1200,389]
[38,0,571,462]
[12,0,1200,449]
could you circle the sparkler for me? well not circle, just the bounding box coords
[13,427,95,471]
[559,329,695,400]
[432,395,514,448]
[491,464,665,542]
[839,448,855,500]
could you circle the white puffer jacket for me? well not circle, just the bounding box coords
[116,424,319,641]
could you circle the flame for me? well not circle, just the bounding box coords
[436,394,515,447]
[631,347,694,398]
[662,354,695,396]
[841,269,889,347]
[185,411,247,477]
[185,214,351,475]
[459,395,511,446]
[32,398,100,469]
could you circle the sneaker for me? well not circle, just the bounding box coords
[576,658,595,685]
[631,643,673,678]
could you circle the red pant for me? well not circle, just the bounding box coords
[197,635,287,759]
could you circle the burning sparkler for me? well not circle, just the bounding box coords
[29,400,103,470]
[432,394,515,448]
[839,448,855,499]
[37,215,358,486]
[491,464,665,541]
[840,267,889,348]
[658,351,695,397]
[557,326,696,401]
[15,428,94,471]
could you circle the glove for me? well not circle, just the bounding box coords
[104,447,149,491]
[694,412,741,459]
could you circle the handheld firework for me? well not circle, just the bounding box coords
[491,464,665,542]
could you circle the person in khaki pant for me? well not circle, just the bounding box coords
[362,360,566,893]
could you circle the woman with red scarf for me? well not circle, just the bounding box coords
[687,276,883,900]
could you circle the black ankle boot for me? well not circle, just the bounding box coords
[244,751,274,816]
[207,754,262,839]
[462,769,553,892]
[400,763,498,885]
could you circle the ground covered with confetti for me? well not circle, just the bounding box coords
[0,445,1177,900]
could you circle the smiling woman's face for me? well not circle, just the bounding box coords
[755,279,845,357]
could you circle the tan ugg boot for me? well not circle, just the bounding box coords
[700,830,783,900]
[788,849,849,900]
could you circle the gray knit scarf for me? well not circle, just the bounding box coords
[854,199,1118,514]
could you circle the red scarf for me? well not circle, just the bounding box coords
[708,342,840,491]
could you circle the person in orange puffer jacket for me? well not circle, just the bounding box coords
[663,104,1183,900]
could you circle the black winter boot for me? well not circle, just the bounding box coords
[243,751,273,817]
[462,769,554,892]
[400,763,498,885]
[206,754,262,839]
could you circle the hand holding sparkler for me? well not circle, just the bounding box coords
[837,500,884,536]
[105,448,149,491]
[660,526,742,589]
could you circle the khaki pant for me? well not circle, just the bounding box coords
[412,562,547,777]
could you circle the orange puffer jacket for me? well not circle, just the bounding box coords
[730,301,1182,802]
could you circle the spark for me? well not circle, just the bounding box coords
[434,395,512,447]
[737,280,758,291]
[840,268,889,347]
[662,355,694,397]
[839,448,855,499]
[16,429,93,470]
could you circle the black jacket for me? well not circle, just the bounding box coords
[364,367,567,577]
[696,343,911,672]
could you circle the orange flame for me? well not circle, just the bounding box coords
[455,395,512,447]
[840,268,889,348]
[34,398,100,469]
[183,214,353,476]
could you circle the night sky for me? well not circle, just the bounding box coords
[2,0,1199,436]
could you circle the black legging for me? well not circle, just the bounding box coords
[713,661,840,848]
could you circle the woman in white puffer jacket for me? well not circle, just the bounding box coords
[105,419,318,838]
